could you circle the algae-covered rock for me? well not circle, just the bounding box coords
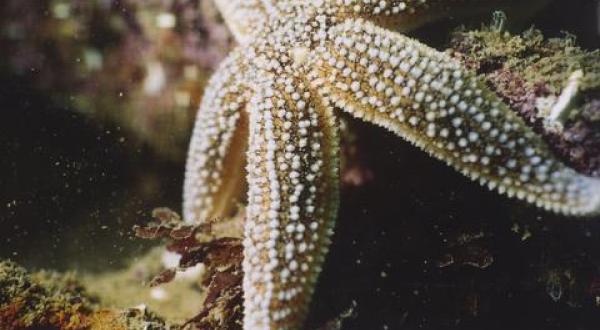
[0,260,95,329]
[0,260,169,330]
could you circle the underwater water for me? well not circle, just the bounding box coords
[1,0,600,329]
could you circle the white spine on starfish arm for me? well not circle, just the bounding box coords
[214,0,268,44]
[312,18,600,216]
[183,48,250,224]
[243,76,339,329]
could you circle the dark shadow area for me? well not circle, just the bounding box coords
[309,117,600,330]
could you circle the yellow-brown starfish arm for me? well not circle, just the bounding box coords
[329,0,550,32]
[214,0,268,44]
[183,48,250,223]
[312,19,600,215]
[243,75,339,329]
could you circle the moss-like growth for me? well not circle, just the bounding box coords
[0,260,169,329]
[452,23,600,92]
[0,260,95,329]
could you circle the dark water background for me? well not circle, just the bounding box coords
[0,72,182,270]
[1,0,600,329]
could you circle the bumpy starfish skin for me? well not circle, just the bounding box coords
[184,48,251,222]
[183,0,600,328]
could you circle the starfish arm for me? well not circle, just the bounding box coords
[183,49,250,224]
[243,76,340,329]
[328,0,550,32]
[214,0,268,44]
[311,18,600,216]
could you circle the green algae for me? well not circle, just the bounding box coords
[451,15,600,94]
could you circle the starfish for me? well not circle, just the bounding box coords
[182,1,600,329]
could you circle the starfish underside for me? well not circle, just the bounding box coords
[182,1,600,329]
